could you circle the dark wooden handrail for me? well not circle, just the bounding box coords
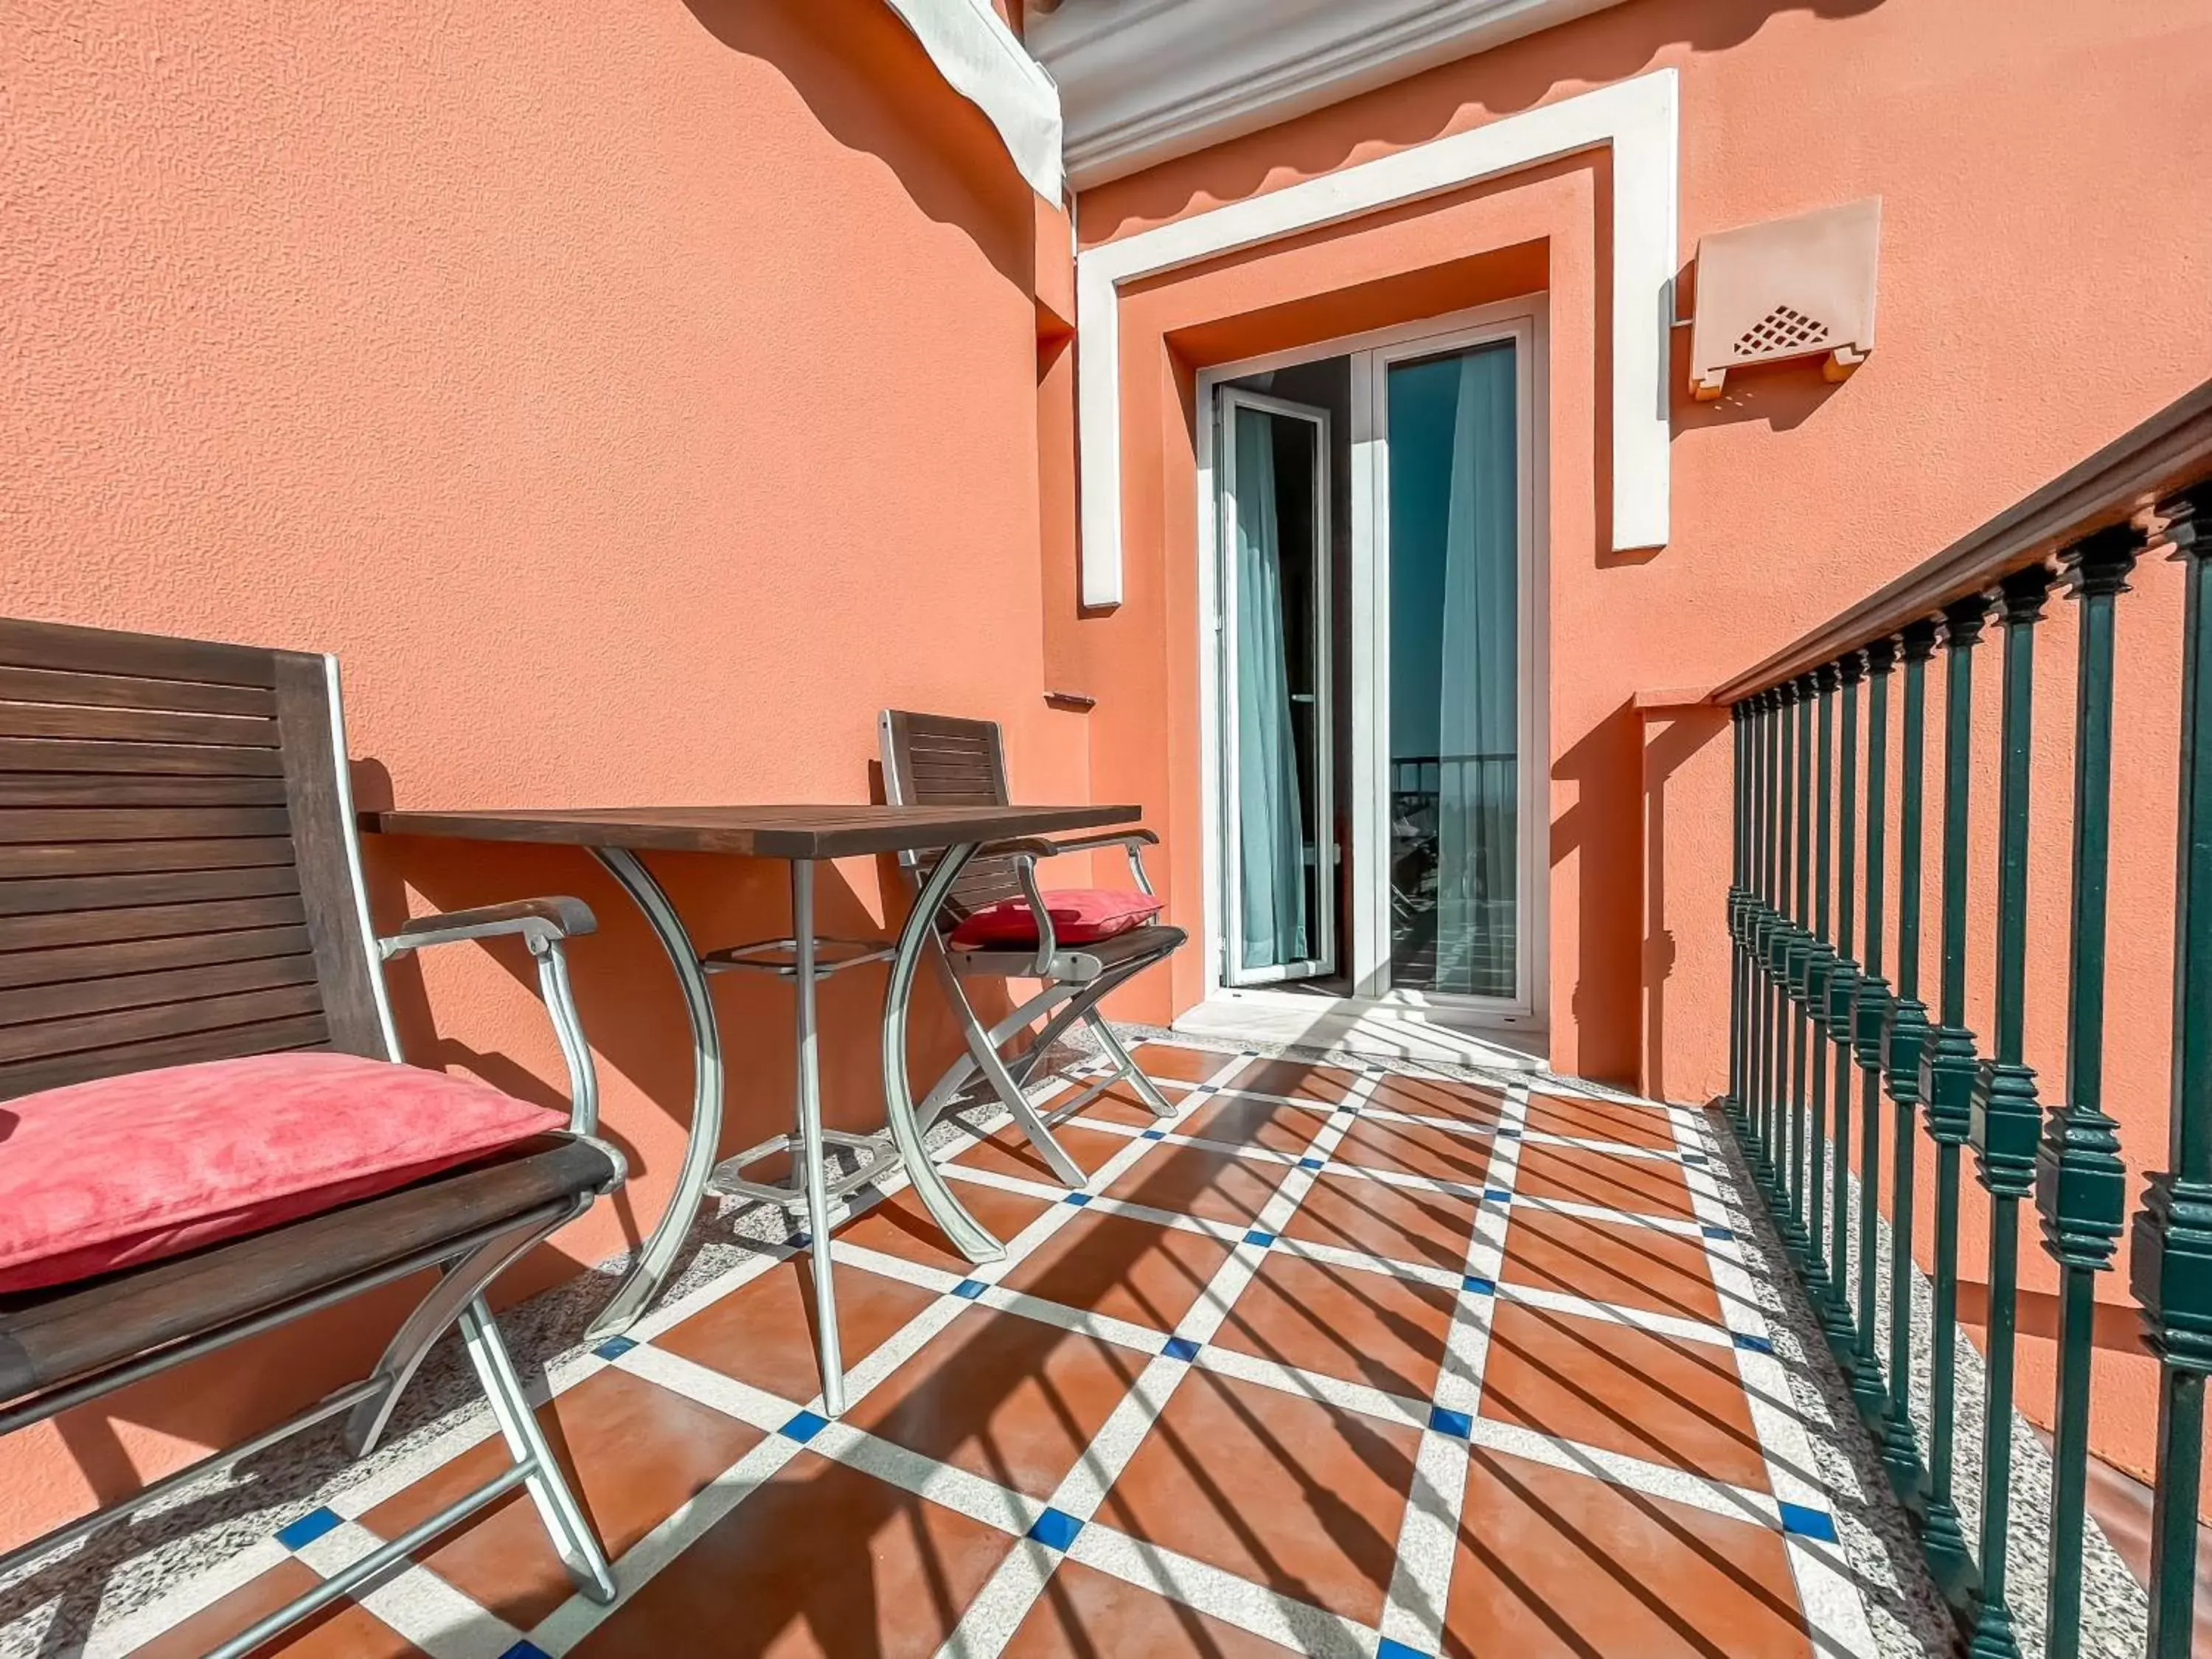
[1713,376,2212,705]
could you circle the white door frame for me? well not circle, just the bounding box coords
[1217,386,1338,986]
[1194,295,1550,1045]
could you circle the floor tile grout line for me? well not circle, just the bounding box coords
[521,1045,1267,1653]
[927,1061,1394,1658]
[1668,1102,1883,1658]
[1374,1078,1528,1657]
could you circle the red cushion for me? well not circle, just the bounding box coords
[950,887,1164,949]
[0,1051,568,1295]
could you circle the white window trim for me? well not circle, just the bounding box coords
[1075,67,1674,608]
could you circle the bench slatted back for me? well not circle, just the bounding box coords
[877,710,1026,919]
[0,618,392,1100]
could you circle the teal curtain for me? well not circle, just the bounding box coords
[1433,345,1519,996]
[1232,406,1310,971]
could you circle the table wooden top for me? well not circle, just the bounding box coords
[366,802,1142,861]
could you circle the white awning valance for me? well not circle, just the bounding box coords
[883,0,1064,201]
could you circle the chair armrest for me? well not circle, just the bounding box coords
[377,897,597,959]
[1037,829,1158,855]
[377,897,602,1137]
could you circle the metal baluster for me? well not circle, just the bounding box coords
[2137,481,2212,1659]
[1828,653,1865,1353]
[1750,690,1778,1185]
[1728,701,1751,1134]
[1854,636,1897,1429]
[2032,527,2142,1659]
[1882,619,1938,1493]
[1967,561,2053,1659]
[1773,679,1801,1224]
[1804,664,1840,1310]
[1784,673,1817,1254]
[1762,686,1789,1199]
[1918,594,1989,1605]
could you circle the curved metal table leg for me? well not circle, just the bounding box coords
[586,847,725,1341]
[880,842,1006,1264]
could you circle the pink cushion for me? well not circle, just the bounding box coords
[0,1051,568,1295]
[950,887,1164,950]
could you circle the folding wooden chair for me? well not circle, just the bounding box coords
[878,709,1186,1180]
[0,616,626,1657]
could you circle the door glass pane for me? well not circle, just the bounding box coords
[1385,342,1517,998]
[1229,402,1325,975]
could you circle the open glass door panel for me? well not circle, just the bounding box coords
[1218,388,1335,985]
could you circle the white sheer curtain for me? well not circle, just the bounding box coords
[1232,408,1311,972]
[1433,345,1518,996]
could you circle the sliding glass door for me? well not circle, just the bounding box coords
[1218,389,1335,984]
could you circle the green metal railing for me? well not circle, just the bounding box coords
[1719,378,2212,1658]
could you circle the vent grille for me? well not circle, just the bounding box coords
[1732,305,1832,360]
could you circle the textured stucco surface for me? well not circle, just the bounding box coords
[0,0,1069,1545]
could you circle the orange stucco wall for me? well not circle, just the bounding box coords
[1060,0,2212,1486]
[0,0,1079,1548]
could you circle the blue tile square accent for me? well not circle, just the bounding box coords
[1161,1336,1203,1363]
[500,1645,556,1659]
[1141,1128,1168,1140]
[1027,1507,1085,1551]
[1495,1126,1523,1138]
[1778,1502,1838,1543]
[1064,1192,1092,1206]
[1680,1150,1709,1166]
[1242,1228,1276,1248]
[276,1506,342,1551]
[1377,1641,1435,1659]
[1427,1406,1475,1440]
[592,1335,639,1360]
[779,1409,829,1444]
[953,1279,987,1300]
[1484,1187,1513,1203]
[1702,1224,1736,1241]
[1298,1155,1326,1169]
[1733,1332,1775,1354]
[1462,1273,1498,1296]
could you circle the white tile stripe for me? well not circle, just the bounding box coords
[91,1043,1887,1659]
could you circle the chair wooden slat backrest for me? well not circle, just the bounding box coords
[878,710,1027,919]
[0,617,394,1099]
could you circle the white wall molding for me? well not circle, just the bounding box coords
[1073,68,1677,608]
[1027,0,1630,191]
[885,0,1063,199]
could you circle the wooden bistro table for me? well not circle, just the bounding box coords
[367,803,1138,1413]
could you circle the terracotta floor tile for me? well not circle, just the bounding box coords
[839,1182,1057,1275]
[1054,1077,1183,1127]
[570,1452,1014,1658]
[657,1254,941,1403]
[1234,1058,1364,1105]
[1102,1142,1289,1225]
[1524,1091,1679,1150]
[1366,1072,1509,1124]
[1000,1210,1232,1331]
[1278,1168,1482,1270]
[130,1559,417,1659]
[1444,1448,1810,1659]
[1513,1142,1697,1220]
[1480,1303,1769,1488]
[1004,1558,1301,1658]
[848,1307,1146,1498]
[1212,1251,1459,1398]
[951,1120,1130,1186]
[1178,1090,1328,1158]
[1132,1043,1245,1085]
[1331,1116,1493,1186]
[1097,1368,1417,1626]
[360,1366,762,1630]
[1503,1207,1724,1324]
